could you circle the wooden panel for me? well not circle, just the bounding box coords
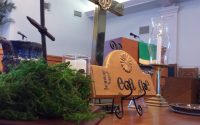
[162,77,200,104]
[162,67,168,78]
[100,106,200,125]
[103,37,138,63]
[178,68,199,78]
[90,50,155,98]
[152,67,168,87]
[121,37,138,63]
[47,55,62,65]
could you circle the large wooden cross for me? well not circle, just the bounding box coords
[27,0,55,62]
[89,0,124,65]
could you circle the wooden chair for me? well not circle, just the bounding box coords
[178,67,199,78]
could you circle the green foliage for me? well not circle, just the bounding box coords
[0,59,102,123]
[0,0,16,25]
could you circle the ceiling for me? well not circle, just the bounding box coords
[153,0,188,6]
[85,0,191,17]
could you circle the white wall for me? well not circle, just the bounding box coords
[4,0,200,69]
[8,0,94,57]
[106,0,200,69]
[8,0,41,42]
[45,0,93,56]
[106,8,160,42]
[178,0,200,68]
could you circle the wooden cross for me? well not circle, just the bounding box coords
[27,0,55,62]
[89,0,124,65]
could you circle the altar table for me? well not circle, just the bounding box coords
[0,106,200,125]
[100,106,200,125]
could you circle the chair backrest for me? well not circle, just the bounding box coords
[178,67,199,78]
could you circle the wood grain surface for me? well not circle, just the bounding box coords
[100,105,200,125]
[90,50,156,98]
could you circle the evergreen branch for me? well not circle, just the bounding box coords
[0,59,103,122]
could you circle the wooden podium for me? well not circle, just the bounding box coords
[104,37,138,63]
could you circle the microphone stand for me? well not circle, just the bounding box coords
[130,32,140,39]
[17,31,27,40]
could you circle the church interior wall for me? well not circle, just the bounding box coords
[178,0,200,69]
[106,0,200,71]
[7,0,94,57]
[4,0,200,71]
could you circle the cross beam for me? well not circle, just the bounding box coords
[89,0,124,16]
[27,0,55,62]
[89,0,124,65]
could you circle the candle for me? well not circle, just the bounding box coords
[156,35,162,64]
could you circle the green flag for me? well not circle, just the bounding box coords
[138,40,156,65]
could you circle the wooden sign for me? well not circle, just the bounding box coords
[90,50,156,98]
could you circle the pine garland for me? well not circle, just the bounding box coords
[0,59,103,123]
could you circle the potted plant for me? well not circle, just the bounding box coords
[0,0,15,25]
[0,0,15,39]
